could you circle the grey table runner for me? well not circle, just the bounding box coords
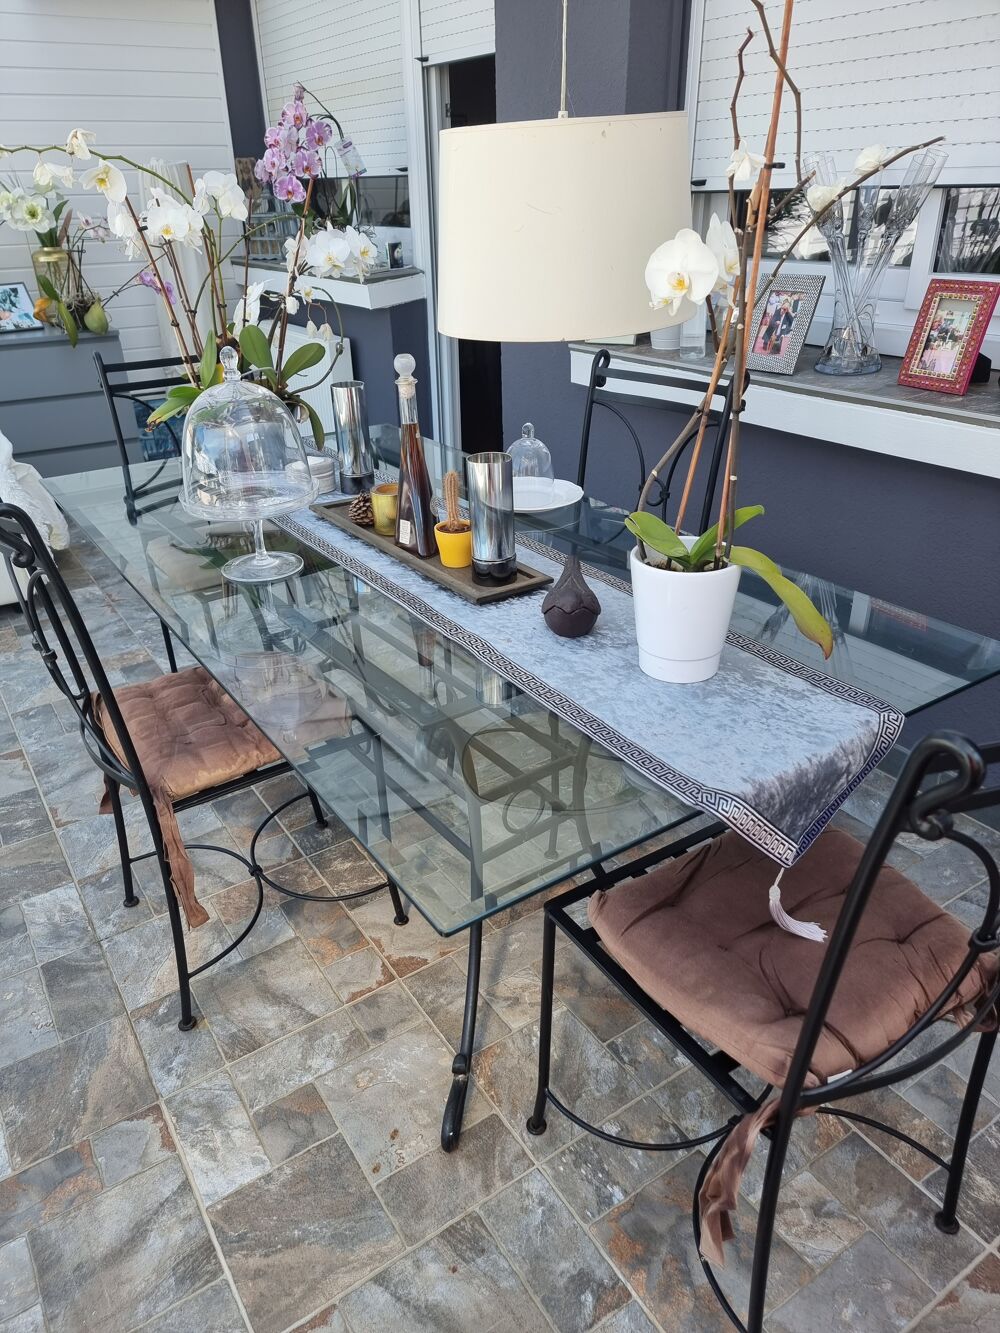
[279,509,903,866]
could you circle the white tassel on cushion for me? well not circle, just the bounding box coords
[768,869,827,943]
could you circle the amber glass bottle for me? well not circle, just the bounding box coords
[393,354,435,557]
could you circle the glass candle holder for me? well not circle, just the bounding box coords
[371,482,399,536]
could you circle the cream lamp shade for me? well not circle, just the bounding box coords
[436,111,691,343]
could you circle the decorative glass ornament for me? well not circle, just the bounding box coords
[180,346,317,583]
[508,422,553,481]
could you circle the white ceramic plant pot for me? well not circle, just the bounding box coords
[629,539,741,683]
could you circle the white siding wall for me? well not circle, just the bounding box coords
[691,0,1000,190]
[253,0,409,174]
[0,0,234,364]
[419,0,494,63]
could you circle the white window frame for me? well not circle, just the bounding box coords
[685,0,1000,363]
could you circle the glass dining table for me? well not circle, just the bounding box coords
[48,431,1000,1150]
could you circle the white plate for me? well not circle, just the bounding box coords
[512,477,584,513]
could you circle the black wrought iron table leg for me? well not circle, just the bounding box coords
[441,919,483,1152]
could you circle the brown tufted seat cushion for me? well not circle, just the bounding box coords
[588,826,996,1090]
[96,666,281,929]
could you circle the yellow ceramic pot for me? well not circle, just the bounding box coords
[434,521,472,569]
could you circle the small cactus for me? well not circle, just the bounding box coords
[440,470,469,533]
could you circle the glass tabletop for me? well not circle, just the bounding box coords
[49,448,1000,935]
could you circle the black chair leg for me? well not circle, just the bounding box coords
[527,909,557,1135]
[307,785,328,828]
[746,1110,795,1333]
[160,620,178,674]
[107,780,139,908]
[158,867,197,1031]
[936,1025,998,1233]
[387,878,409,926]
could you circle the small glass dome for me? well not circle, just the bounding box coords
[181,346,317,583]
[508,422,553,480]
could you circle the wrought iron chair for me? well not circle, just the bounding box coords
[526,732,1000,1331]
[93,350,190,520]
[0,503,409,1032]
[576,346,739,527]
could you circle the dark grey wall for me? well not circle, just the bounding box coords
[215,0,266,158]
[494,0,999,741]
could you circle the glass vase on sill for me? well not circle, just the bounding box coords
[807,145,947,376]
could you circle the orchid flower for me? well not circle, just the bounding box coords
[65,128,97,160]
[107,200,141,257]
[306,224,351,278]
[644,228,719,325]
[854,143,889,175]
[81,159,127,204]
[705,213,740,301]
[33,159,74,191]
[7,194,55,232]
[232,281,265,334]
[806,180,848,216]
[727,142,765,185]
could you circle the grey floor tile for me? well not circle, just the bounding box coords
[325,944,394,1003]
[347,890,458,977]
[0,833,71,906]
[771,1169,866,1270]
[253,1083,336,1166]
[228,1008,368,1114]
[766,1232,932,1332]
[317,1022,487,1182]
[209,1135,402,1333]
[914,1251,1000,1331]
[75,864,153,941]
[606,1020,689,1090]
[0,972,56,1072]
[924,1118,1000,1244]
[552,945,639,1043]
[0,1237,37,1321]
[0,1016,153,1169]
[130,992,225,1096]
[193,936,339,1061]
[168,1071,271,1206]
[28,1157,220,1333]
[27,740,105,830]
[0,1143,102,1244]
[339,1212,548,1333]
[837,1087,953,1182]
[346,979,424,1048]
[903,838,988,903]
[20,884,93,964]
[136,1278,246,1333]
[0,1301,44,1331]
[377,1113,529,1246]
[92,1104,176,1188]
[211,880,295,960]
[482,1168,630,1332]
[104,909,232,1013]
[211,788,272,844]
[278,893,367,968]
[476,1010,642,1159]
[40,939,124,1038]
[0,791,50,849]
[902,1062,998,1138]
[545,1095,683,1224]
[594,1302,657,1333]
[403,955,509,1051]
[0,908,34,983]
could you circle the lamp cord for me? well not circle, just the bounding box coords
[558,0,569,118]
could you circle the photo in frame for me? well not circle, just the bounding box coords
[898,279,999,396]
[745,273,825,375]
[0,282,44,334]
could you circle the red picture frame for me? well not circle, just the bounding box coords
[898,278,999,396]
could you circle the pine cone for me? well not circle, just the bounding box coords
[349,492,374,527]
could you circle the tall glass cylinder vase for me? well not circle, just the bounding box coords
[809,146,946,376]
[331,380,375,494]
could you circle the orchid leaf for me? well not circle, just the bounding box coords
[687,505,765,569]
[238,323,272,370]
[199,331,217,390]
[305,404,325,450]
[56,301,77,347]
[280,341,325,382]
[730,546,834,658]
[147,384,201,426]
[624,512,691,565]
[37,275,59,303]
[83,300,108,335]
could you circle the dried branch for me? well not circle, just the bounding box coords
[728,29,755,228]
[125,198,198,377]
[672,304,735,535]
[750,0,803,181]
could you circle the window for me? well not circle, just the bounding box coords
[763,188,917,267]
[934,188,1000,274]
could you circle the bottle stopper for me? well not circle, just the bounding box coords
[394,352,417,399]
[220,345,240,380]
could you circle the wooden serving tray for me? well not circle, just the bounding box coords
[310,500,553,605]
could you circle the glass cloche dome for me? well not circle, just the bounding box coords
[181,346,317,583]
[509,421,554,510]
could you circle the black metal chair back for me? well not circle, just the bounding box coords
[93,351,190,519]
[0,503,155,818]
[577,347,739,530]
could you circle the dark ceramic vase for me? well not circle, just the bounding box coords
[542,555,601,638]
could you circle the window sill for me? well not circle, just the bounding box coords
[238,260,427,311]
[569,343,1000,480]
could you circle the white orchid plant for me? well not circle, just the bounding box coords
[631,0,943,657]
[2,88,374,446]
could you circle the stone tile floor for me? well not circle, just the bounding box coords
[0,530,998,1331]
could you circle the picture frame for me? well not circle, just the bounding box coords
[0,282,44,334]
[898,278,999,396]
[745,274,825,375]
